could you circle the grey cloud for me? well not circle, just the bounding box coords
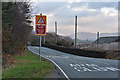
[31,2,66,14]
[69,2,118,10]
[77,13,117,33]
[87,2,118,10]
[31,2,118,35]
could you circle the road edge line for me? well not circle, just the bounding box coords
[28,46,70,80]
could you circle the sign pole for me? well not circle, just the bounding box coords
[35,13,46,63]
[39,13,42,63]
[39,35,41,63]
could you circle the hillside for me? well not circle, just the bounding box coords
[69,32,118,41]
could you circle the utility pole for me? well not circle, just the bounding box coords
[75,15,77,48]
[55,21,57,45]
[97,32,99,48]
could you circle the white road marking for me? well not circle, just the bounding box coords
[92,67,101,71]
[105,67,120,71]
[83,67,92,71]
[81,64,85,66]
[70,64,74,67]
[86,64,98,67]
[98,67,108,71]
[77,70,80,72]
[42,56,70,80]
[35,47,69,59]
[46,56,69,58]
[74,67,77,70]
[28,47,70,80]
[70,63,120,72]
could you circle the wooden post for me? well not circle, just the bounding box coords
[55,21,57,45]
[97,32,99,48]
[75,15,77,48]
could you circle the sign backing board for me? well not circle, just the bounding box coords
[35,15,47,35]
[35,24,46,35]
[36,15,46,25]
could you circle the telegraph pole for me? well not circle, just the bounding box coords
[75,15,77,48]
[55,21,57,45]
[97,32,99,48]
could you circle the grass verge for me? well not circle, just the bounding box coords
[2,49,55,78]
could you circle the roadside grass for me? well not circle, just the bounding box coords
[2,49,55,78]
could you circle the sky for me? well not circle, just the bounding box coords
[30,1,118,36]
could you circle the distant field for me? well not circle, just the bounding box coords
[2,49,55,78]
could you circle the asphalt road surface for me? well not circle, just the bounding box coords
[28,46,120,80]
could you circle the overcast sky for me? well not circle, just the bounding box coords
[30,1,118,36]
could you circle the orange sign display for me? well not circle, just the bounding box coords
[36,15,46,25]
[35,15,46,35]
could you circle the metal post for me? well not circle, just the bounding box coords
[39,36,41,63]
[43,36,45,44]
[75,15,77,48]
[39,13,42,63]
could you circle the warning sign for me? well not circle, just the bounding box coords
[35,25,46,35]
[38,17,44,23]
[36,15,46,25]
[35,15,47,36]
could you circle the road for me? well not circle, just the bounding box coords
[28,46,120,80]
